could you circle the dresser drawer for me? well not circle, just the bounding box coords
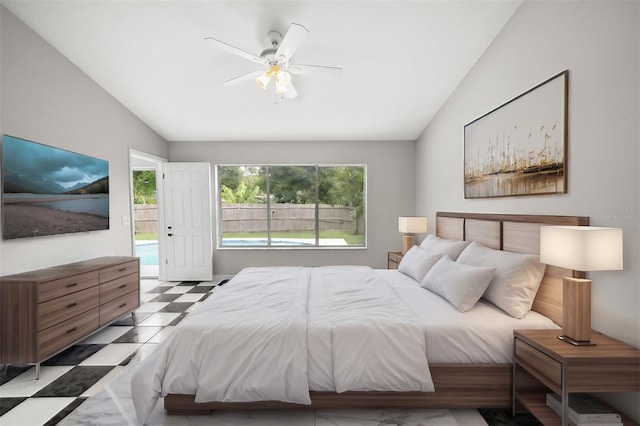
[39,271,99,303]
[100,261,139,284]
[515,338,562,390]
[100,273,139,304]
[38,307,99,360]
[100,290,139,326]
[38,285,100,331]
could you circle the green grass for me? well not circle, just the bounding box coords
[223,230,365,246]
[135,233,158,241]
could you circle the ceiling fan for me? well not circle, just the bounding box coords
[205,23,342,99]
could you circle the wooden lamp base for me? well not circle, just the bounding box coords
[559,277,595,346]
[401,235,414,255]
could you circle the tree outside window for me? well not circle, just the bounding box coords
[217,165,366,248]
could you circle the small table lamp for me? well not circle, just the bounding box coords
[540,226,623,346]
[398,217,428,255]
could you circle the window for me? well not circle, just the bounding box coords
[217,165,366,248]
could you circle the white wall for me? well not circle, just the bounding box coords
[0,4,416,278]
[416,0,639,419]
[169,139,416,275]
[0,7,168,275]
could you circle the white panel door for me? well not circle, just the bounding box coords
[162,162,213,281]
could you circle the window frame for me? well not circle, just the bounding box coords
[215,163,367,250]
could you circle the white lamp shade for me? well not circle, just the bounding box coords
[540,226,623,271]
[398,217,428,234]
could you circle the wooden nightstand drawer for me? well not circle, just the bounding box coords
[38,271,99,303]
[513,329,640,425]
[99,260,139,283]
[515,338,562,391]
[388,252,403,269]
[38,286,100,331]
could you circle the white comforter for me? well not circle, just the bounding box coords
[307,266,433,392]
[131,266,434,425]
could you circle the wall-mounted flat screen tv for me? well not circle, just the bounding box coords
[2,134,109,240]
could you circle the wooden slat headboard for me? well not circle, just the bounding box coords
[435,212,589,325]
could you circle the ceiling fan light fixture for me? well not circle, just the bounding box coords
[255,73,271,90]
[275,70,291,94]
[256,64,282,90]
[208,23,342,99]
[276,70,291,84]
[275,81,288,95]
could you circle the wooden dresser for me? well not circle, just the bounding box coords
[0,256,140,376]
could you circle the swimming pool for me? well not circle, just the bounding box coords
[223,238,315,246]
[135,238,346,265]
[134,239,313,265]
[135,241,159,265]
[222,238,347,246]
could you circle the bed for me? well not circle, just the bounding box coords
[131,211,589,423]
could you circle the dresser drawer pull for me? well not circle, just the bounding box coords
[118,267,127,272]
[67,302,77,308]
[119,284,127,289]
[118,302,127,309]
[66,282,78,288]
[66,326,77,334]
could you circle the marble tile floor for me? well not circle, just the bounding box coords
[0,276,537,426]
[57,351,491,426]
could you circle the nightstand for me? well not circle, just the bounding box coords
[387,252,403,269]
[513,329,640,426]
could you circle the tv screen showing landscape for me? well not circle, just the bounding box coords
[2,135,109,240]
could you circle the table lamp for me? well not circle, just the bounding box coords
[398,217,428,255]
[540,226,623,346]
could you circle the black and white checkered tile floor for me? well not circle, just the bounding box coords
[0,276,231,426]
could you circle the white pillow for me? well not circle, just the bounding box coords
[456,241,546,318]
[419,234,471,261]
[398,246,443,282]
[419,255,496,312]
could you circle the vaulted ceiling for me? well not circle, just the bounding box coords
[2,1,521,142]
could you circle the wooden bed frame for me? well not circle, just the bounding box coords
[164,211,589,415]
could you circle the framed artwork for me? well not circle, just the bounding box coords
[464,70,568,198]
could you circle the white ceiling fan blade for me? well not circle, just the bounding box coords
[222,70,265,86]
[275,23,309,62]
[288,64,343,77]
[204,37,264,66]
[284,82,298,99]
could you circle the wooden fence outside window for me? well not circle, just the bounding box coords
[133,203,356,234]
